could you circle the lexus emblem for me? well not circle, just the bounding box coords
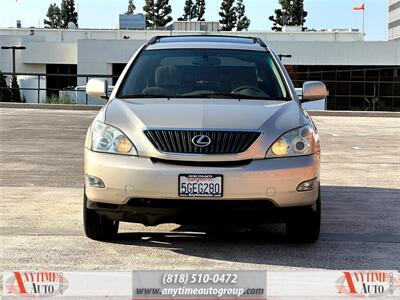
[192,135,211,147]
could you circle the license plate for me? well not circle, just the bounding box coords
[179,174,223,197]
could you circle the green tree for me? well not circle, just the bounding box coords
[195,0,206,21]
[44,3,62,28]
[143,0,172,28]
[0,70,12,102]
[292,0,307,29]
[10,76,21,102]
[236,0,250,31]
[179,0,206,21]
[143,0,155,27]
[61,0,78,28]
[179,0,196,21]
[219,0,236,31]
[126,0,136,15]
[269,0,307,31]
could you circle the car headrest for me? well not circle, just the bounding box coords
[155,65,182,87]
[231,68,257,89]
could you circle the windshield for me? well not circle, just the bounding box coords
[118,49,290,100]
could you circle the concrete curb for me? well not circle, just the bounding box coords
[1,102,400,117]
[307,110,400,118]
[0,102,102,111]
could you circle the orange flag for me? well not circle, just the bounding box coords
[353,4,365,10]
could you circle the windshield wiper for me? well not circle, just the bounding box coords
[118,94,173,99]
[118,93,288,101]
[184,92,274,100]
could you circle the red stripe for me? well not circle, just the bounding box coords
[343,272,357,294]
[133,298,266,300]
[13,272,27,295]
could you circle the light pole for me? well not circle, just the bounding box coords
[362,1,365,41]
[1,46,26,75]
[278,54,292,61]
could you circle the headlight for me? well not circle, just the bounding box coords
[266,125,319,158]
[91,121,137,155]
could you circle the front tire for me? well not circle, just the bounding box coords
[83,193,119,241]
[286,190,321,243]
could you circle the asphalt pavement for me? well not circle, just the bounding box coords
[0,108,399,272]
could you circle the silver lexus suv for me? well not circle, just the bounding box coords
[84,35,326,243]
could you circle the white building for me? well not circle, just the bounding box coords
[389,0,400,40]
[0,27,399,110]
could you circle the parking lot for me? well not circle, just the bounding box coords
[0,107,399,272]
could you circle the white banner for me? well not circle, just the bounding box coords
[3,270,399,298]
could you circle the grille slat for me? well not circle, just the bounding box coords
[145,130,260,154]
[239,133,253,153]
[154,131,167,151]
[228,132,236,153]
[232,132,243,153]
[170,131,178,152]
[220,131,229,153]
[175,131,186,152]
[189,131,193,153]
[217,131,223,153]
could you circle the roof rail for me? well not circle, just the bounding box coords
[147,36,162,45]
[252,37,267,47]
[146,35,268,47]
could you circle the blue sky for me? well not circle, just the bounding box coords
[0,0,388,40]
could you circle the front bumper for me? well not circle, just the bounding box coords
[84,148,320,208]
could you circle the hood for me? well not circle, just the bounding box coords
[104,98,308,160]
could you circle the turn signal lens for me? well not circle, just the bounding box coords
[271,138,290,156]
[114,134,133,153]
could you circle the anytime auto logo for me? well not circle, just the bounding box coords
[5,271,69,297]
[336,271,399,297]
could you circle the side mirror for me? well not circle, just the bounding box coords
[86,79,109,100]
[301,81,327,102]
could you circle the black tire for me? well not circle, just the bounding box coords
[286,190,321,243]
[83,194,119,241]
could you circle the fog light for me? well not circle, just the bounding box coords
[86,175,105,188]
[297,178,318,192]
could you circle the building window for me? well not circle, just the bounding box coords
[112,64,127,85]
[286,65,400,111]
[46,64,77,97]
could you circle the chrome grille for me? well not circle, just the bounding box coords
[144,130,261,154]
